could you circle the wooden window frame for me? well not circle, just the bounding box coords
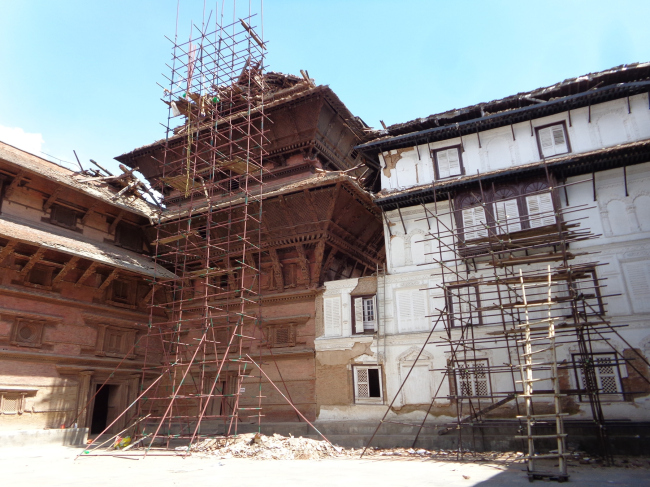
[94,325,136,359]
[352,364,383,405]
[535,121,571,159]
[446,283,483,328]
[108,279,137,307]
[49,204,80,231]
[267,324,297,348]
[115,221,143,252]
[431,145,465,180]
[351,294,377,335]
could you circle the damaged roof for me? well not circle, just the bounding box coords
[0,213,176,278]
[375,138,650,210]
[358,62,650,153]
[115,72,369,164]
[0,142,156,218]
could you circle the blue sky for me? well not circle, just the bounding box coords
[0,0,648,174]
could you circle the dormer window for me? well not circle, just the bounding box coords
[536,122,570,158]
[432,146,464,179]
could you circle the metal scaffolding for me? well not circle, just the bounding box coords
[81,5,272,456]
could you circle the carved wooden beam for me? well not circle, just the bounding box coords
[81,202,100,225]
[268,248,284,292]
[310,240,326,287]
[18,247,45,278]
[96,268,119,295]
[296,244,310,288]
[52,256,80,287]
[75,262,98,287]
[0,241,17,264]
[319,247,337,285]
[4,171,26,199]
[108,210,125,234]
[42,186,63,212]
[140,284,157,308]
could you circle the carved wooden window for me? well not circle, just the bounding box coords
[115,221,143,252]
[0,393,25,415]
[10,319,45,348]
[111,279,136,305]
[95,325,136,358]
[454,359,491,398]
[455,180,556,239]
[535,122,570,158]
[51,205,78,229]
[268,325,296,348]
[352,295,377,334]
[573,353,624,401]
[432,146,464,180]
[353,365,383,404]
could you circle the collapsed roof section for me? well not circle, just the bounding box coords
[358,62,650,155]
[0,142,156,219]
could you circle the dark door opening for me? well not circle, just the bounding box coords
[91,384,111,434]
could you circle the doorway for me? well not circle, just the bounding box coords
[90,384,120,434]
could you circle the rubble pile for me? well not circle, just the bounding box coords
[191,433,344,460]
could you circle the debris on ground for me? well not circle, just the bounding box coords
[189,433,529,462]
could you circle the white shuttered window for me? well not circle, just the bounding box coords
[461,206,488,241]
[494,199,522,234]
[396,289,428,332]
[526,192,555,228]
[538,124,569,157]
[435,148,462,179]
[323,296,341,337]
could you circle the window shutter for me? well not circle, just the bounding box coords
[372,296,378,332]
[355,367,370,399]
[412,290,426,326]
[527,193,555,228]
[397,290,413,332]
[324,297,341,336]
[462,206,487,240]
[437,150,450,179]
[494,199,521,233]
[551,125,568,153]
[447,149,461,176]
[539,127,554,157]
[354,297,364,334]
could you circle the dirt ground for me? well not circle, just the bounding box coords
[2,445,650,486]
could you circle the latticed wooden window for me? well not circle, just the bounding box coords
[0,394,24,415]
[456,359,490,398]
[353,366,382,404]
[574,353,623,400]
[269,325,295,348]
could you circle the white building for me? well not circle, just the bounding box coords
[314,63,650,449]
